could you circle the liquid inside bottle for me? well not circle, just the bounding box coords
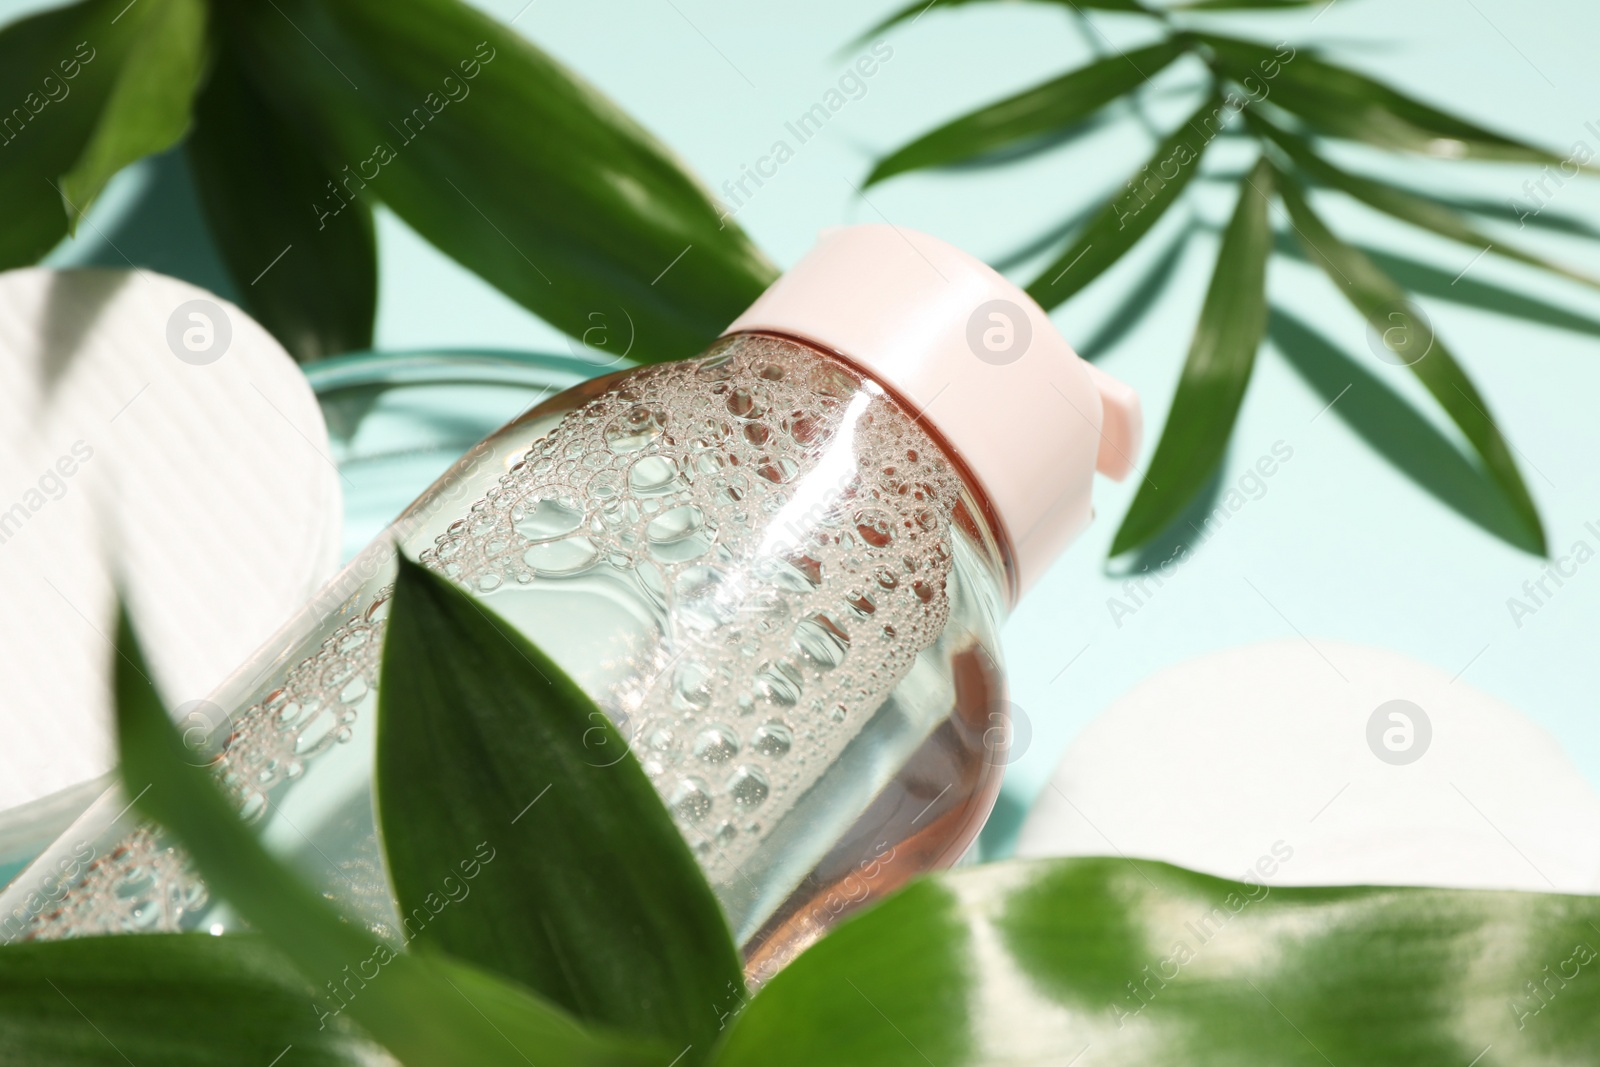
[1,224,1139,976]
[1,332,1010,959]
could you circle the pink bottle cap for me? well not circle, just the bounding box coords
[723,224,1141,600]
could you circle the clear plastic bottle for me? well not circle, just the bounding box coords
[0,226,1140,974]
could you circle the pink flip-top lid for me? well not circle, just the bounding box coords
[724,224,1141,600]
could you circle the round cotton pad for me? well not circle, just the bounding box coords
[0,268,341,815]
[1017,640,1600,893]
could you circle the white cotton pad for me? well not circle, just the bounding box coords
[1016,640,1600,894]
[0,268,341,815]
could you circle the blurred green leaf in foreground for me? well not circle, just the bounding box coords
[3,571,1592,1063]
[0,0,776,363]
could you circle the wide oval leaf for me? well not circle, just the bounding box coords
[57,0,206,224]
[0,934,374,1066]
[712,879,972,1067]
[714,856,1600,1065]
[188,42,378,362]
[112,605,669,1067]
[0,0,152,266]
[376,556,745,1059]
[227,0,776,363]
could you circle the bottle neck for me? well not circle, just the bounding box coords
[733,329,1019,610]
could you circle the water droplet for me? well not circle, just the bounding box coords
[696,352,737,381]
[750,721,793,758]
[755,660,803,706]
[628,455,681,495]
[675,566,738,632]
[693,724,740,764]
[516,496,585,542]
[670,778,713,823]
[771,553,823,591]
[855,508,894,548]
[792,613,850,669]
[845,589,876,616]
[757,456,798,483]
[788,414,825,446]
[647,505,713,563]
[673,660,715,709]
[725,386,764,419]
[727,766,770,809]
[634,559,668,609]
[604,405,667,453]
[523,536,598,576]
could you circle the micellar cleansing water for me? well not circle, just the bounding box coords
[2,225,1140,980]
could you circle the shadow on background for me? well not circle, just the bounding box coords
[978,785,1029,861]
[39,271,131,401]
[53,147,239,305]
[1076,221,1193,361]
[1408,189,1600,241]
[989,201,1103,275]
[1268,308,1542,555]
[1365,247,1600,340]
[1273,231,1600,340]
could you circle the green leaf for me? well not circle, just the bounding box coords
[1111,157,1274,555]
[1203,33,1572,165]
[0,0,144,266]
[229,0,775,363]
[1076,216,1193,357]
[0,933,375,1065]
[715,856,1600,1066]
[712,879,972,1067]
[111,605,670,1067]
[1253,115,1600,290]
[58,0,206,226]
[850,0,1151,48]
[1276,172,1547,554]
[376,556,744,1055]
[1026,94,1224,309]
[188,47,376,362]
[866,40,1186,186]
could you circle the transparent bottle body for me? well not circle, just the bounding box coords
[1,333,1012,967]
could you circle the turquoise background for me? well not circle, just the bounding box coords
[12,0,1600,853]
